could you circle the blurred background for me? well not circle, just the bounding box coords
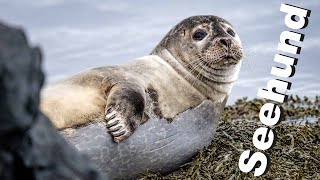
[0,0,319,104]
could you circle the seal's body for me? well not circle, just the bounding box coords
[41,15,244,142]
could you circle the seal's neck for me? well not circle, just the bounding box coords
[153,49,235,102]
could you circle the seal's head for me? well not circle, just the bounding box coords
[152,15,244,84]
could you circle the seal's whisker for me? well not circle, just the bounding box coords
[182,60,204,80]
[190,59,206,86]
[184,56,205,78]
[192,63,205,87]
[181,53,208,80]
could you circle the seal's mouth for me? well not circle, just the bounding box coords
[203,46,243,68]
[212,54,240,68]
[224,55,236,60]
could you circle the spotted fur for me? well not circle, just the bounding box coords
[41,15,244,143]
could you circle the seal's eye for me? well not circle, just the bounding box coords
[227,28,235,37]
[193,31,207,41]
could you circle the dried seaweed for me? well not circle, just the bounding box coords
[141,95,320,179]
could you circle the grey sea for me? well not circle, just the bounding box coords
[0,0,319,104]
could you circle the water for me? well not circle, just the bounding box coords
[0,0,319,104]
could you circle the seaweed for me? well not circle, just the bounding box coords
[141,95,320,179]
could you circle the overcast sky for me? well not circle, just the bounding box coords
[0,0,319,103]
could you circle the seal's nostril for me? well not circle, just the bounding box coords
[220,39,232,48]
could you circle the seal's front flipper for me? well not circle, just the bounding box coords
[105,82,146,143]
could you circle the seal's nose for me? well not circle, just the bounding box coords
[220,38,232,48]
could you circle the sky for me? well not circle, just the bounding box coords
[0,0,319,104]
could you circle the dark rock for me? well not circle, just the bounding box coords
[0,22,105,180]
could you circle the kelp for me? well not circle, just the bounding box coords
[142,95,320,179]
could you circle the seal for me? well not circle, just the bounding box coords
[40,15,244,143]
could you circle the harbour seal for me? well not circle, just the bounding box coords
[40,15,244,143]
